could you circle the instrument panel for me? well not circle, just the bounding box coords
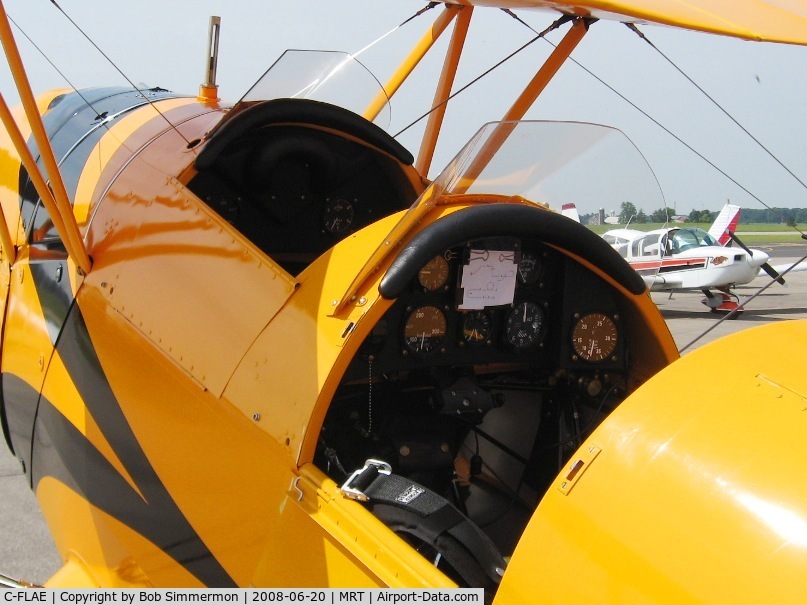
[348,238,626,380]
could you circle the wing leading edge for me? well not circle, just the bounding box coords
[442,1,807,45]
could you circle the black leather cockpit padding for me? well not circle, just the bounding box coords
[379,204,646,299]
[195,98,413,170]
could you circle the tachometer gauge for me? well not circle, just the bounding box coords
[571,312,618,362]
[461,310,492,345]
[504,302,544,349]
[403,305,447,354]
[417,254,450,291]
[322,197,355,235]
[517,251,542,285]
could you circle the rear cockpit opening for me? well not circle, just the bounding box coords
[186,98,421,275]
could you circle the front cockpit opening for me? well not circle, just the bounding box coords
[312,208,657,594]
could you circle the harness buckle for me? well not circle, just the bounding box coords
[339,459,392,502]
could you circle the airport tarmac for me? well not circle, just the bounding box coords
[1,242,806,586]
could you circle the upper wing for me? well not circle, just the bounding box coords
[443,1,807,45]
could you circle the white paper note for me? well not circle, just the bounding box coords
[459,250,517,310]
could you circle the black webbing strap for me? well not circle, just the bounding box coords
[340,460,506,589]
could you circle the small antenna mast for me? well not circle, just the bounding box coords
[198,16,221,103]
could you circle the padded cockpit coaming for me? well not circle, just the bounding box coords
[188,99,419,274]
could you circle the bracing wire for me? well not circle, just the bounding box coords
[7,14,100,120]
[350,2,440,61]
[502,9,807,237]
[626,23,807,197]
[47,0,191,146]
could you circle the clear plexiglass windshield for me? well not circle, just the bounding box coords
[216,50,391,131]
[670,227,718,251]
[429,120,665,217]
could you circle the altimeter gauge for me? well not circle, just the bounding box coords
[571,312,618,362]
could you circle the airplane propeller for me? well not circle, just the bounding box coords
[728,231,785,285]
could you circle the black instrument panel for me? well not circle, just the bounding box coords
[348,238,626,381]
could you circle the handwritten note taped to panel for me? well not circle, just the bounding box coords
[459,250,517,310]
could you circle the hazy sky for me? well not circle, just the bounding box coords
[2,0,806,217]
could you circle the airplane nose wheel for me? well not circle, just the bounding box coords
[702,290,743,318]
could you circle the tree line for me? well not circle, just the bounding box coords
[586,202,807,226]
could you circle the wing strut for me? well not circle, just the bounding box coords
[451,17,591,194]
[415,6,473,176]
[335,18,591,312]
[0,0,92,274]
[363,5,461,123]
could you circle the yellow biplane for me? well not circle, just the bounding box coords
[1,0,806,601]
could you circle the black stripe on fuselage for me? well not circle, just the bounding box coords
[28,304,236,587]
[0,250,72,475]
[20,87,179,237]
[6,86,235,586]
[658,262,706,273]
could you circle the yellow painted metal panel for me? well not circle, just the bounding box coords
[85,159,295,397]
[72,286,292,587]
[1,253,53,397]
[251,464,457,588]
[38,478,198,588]
[223,212,405,460]
[496,319,807,604]
[73,98,205,226]
[41,349,144,501]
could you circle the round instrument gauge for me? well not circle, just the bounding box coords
[517,251,542,285]
[417,255,450,291]
[461,311,492,345]
[322,197,355,235]
[403,305,447,354]
[504,302,544,349]
[571,313,618,362]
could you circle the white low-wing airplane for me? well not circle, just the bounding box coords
[598,204,788,313]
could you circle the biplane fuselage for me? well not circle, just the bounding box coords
[0,81,678,591]
[2,1,807,602]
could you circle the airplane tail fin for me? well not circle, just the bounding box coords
[561,203,580,223]
[708,203,741,245]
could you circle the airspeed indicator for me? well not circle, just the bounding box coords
[403,305,447,354]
